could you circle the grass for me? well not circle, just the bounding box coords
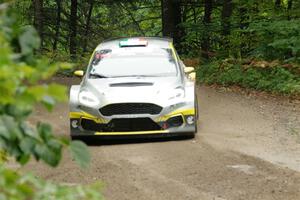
[196,59,300,96]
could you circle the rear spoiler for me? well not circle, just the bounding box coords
[102,36,173,44]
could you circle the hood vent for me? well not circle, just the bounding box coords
[109,82,153,87]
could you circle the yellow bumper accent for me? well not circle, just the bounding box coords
[155,108,195,122]
[69,112,109,123]
[70,108,195,125]
[70,111,93,118]
[95,130,169,135]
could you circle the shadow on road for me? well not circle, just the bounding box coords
[72,135,194,146]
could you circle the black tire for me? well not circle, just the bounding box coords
[184,132,195,139]
[71,135,81,141]
[194,94,199,133]
[190,132,196,138]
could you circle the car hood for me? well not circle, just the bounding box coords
[81,76,182,106]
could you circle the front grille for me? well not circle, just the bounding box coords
[107,118,162,132]
[99,103,162,116]
[81,119,106,132]
[81,118,162,132]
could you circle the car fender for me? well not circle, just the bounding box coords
[184,80,195,105]
[69,85,80,111]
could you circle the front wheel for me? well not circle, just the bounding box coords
[189,132,196,139]
[194,95,199,133]
[70,135,84,141]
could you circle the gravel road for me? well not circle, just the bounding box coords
[23,77,300,200]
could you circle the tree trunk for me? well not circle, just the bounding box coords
[288,0,293,10]
[161,0,182,47]
[201,0,213,59]
[287,0,293,20]
[220,0,233,57]
[239,6,248,30]
[239,6,249,57]
[203,0,212,23]
[275,0,281,9]
[33,0,43,47]
[69,0,78,59]
[221,0,233,36]
[53,0,61,51]
[83,0,94,53]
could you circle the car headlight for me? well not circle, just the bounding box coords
[78,90,99,107]
[168,88,185,100]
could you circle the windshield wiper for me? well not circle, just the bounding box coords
[89,73,109,79]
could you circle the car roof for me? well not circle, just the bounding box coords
[95,37,173,51]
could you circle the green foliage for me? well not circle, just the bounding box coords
[197,60,300,95]
[12,0,161,57]
[248,19,300,61]
[69,141,91,169]
[19,26,41,56]
[0,150,7,164]
[10,0,300,94]
[179,0,300,62]
[0,166,103,200]
[0,5,90,168]
[0,4,102,200]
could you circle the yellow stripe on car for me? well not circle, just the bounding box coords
[95,130,169,135]
[155,108,195,122]
[69,112,109,123]
[69,111,94,118]
[169,42,178,62]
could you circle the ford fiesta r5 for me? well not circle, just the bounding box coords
[69,37,198,139]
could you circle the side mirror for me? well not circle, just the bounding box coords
[184,67,194,74]
[74,70,84,77]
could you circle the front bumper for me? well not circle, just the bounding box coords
[69,108,196,137]
[70,127,196,139]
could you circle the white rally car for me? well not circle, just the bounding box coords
[69,37,198,139]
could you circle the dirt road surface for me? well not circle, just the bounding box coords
[21,77,300,200]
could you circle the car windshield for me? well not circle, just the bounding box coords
[88,47,177,78]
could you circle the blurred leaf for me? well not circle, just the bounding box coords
[69,141,90,169]
[0,166,103,200]
[17,154,30,165]
[35,144,60,167]
[47,139,62,151]
[2,115,22,140]
[0,6,99,200]
[37,123,52,142]
[47,84,67,102]
[19,26,40,56]
[59,62,73,70]
[20,137,35,154]
[27,85,47,101]
[0,116,10,140]
[42,95,56,111]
